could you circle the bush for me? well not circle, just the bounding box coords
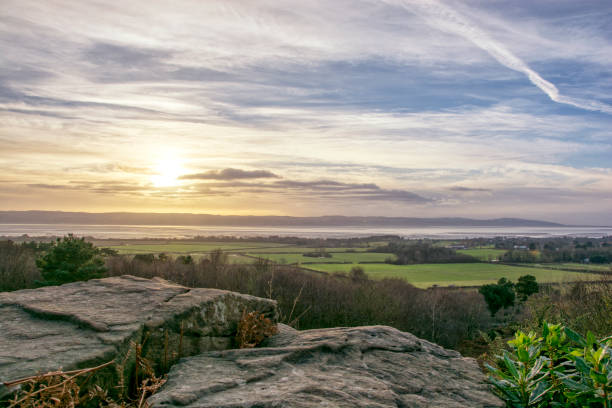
[516,275,539,301]
[0,240,41,291]
[486,322,612,407]
[36,235,106,286]
[479,278,516,316]
[348,266,368,282]
[521,280,612,339]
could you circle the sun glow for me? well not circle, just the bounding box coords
[150,157,184,187]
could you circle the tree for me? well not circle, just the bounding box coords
[348,266,368,282]
[479,277,515,316]
[36,234,106,286]
[515,274,539,301]
[177,255,194,265]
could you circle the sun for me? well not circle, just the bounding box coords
[150,157,184,187]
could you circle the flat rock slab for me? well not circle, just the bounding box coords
[0,276,277,387]
[149,324,503,408]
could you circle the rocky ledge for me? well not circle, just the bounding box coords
[0,275,277,394]
[149,324,503,408]
[1,276,501,407]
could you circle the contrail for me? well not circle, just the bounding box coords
[386,0,612,114]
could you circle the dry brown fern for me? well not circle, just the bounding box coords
[235,310,278,348]
[4,361,113,407]
[3,339,166,408]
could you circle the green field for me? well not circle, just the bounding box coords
[303,262,600,288]
[249,252,395,264]
[520,263,612,273]
[227,254,257,264]
[244,246,369,253]
[458,248,507,261]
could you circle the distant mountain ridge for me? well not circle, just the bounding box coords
[0,211,568,227]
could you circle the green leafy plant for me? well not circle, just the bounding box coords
[486,322,612,407]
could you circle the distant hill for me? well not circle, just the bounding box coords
[0,211,567,227]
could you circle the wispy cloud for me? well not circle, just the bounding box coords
[388,0,612,114]
[180,168,279,180]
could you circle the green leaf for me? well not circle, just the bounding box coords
[517,347,530,363]
[561,377,591,393]
[504,352,520,380]
[590,369,607,384]
[527,358,545,381]
[597,345,609,364]
[574,357,591,376]
[587,331,596,348]
[528,380,551,405]
[564,327,586,347]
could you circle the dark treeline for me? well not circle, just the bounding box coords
[494,236,611,250]
[370,242,477,264]
[105,253,491,350]
[502,246,612,264]
[182,235,400,248]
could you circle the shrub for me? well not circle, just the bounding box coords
[521,280,612,340]
[486,322,612,407]
[36,235,106,286]
[303,248,332,258]
[479,278,516,316]
[133,253,155,263]
[348,266,368,282]
[516,275,539,301]
[0,241,41,291]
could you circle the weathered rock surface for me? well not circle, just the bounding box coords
[0,276,277,390]
[149,324,503,408]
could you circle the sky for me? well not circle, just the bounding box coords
[1,0,611,224]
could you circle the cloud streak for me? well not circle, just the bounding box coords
[390,0,612,114]
[180,168,280,180]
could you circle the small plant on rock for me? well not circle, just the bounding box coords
[236,310,278,348]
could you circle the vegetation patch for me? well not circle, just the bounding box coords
[487,323,611,407]
[458,248,508,261]
[250,251,395,264]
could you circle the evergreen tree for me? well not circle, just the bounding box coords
[36,234,106,286]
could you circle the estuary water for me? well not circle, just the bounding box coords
[0,224,611,239]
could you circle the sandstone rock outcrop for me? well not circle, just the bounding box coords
[149,324,503,408]
[0,276,277,396]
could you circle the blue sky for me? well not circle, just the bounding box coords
[0,0,611,224]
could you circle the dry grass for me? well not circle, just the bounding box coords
[3,341,166,408]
